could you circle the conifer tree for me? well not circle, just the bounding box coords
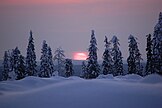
[65,59,73,77]
[39,40,52,78]
[2,51,10,81]
[47,46,55,76]
[127,35,143,76]
[135,46,143,76]
[80,61,88,78]
[54,47,65,76]
[26,30,37,76]
[10,49,14,72]
[102,36,113,75]
[145,34,154,75]
[87,30,100,79]
[127,35,136,74]
[152,12,162,74]
[111,36,123,76]
[3,49,16,80]
[17,55,26,80]
[12,47,21,79]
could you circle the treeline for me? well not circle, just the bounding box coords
[2,31,73,80]
[1,12,162,81]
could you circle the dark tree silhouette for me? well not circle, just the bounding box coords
[145,34,154,75]
[26,30,37,76]
[102,36,113,75]
[86,30,100,79]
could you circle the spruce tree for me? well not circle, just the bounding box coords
[145,34,154,75]
[80,61,88,78]
[26,30,37,76]
[135,46,143,76]
[54,47,65,76]
[152,12,162,74]
[65,59,73,77]
[111,36,123,76]
[2,51,10,81]
[47,46,55,76]
[127,35,143,76]
[87,30,100,79]
[102,36,113,75]
[3,50,15,80]
[10,49,14,72]
[17,55,26,80]
[39,40,51,78]
[12,47,21,79]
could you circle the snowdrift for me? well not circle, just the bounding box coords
[0,74,162,108]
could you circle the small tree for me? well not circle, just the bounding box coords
[54,47,65,76]
[80,61,88,78]
[111,36,123,76]
[2,51,10,81]
[102,36,113,75]
[65,59,74,77]
[26,30,37,76]
[87,30,100,79]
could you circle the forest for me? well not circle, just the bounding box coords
[1,12,162,81]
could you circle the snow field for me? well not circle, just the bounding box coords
[0,74,162,108]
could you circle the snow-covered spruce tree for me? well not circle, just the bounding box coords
[47,46,55,76]
[145,34,154,75]
[12,47,21,79]
[80,61,88,78]
[12,47,25,80]
[17,55,26,80]
[26,30,37,76]
[102,36,113,75]
[152,12,162,75]
[39,40,52,78]
[54,47,65,76]
[65,59,73,77]
[4,50,15,80]
[127,35,143,76]
[86,30,100,79]
[2,51,10,81]
[8,48,26,80]
[135,44,143,76]
[111,36,123,76]
[9,49,14,72]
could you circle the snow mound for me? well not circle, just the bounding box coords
[0,76,66,93]
[97,74,114,79]
[141,74,162,84]
[115,74,143,82]
[0,75,162,108]
[67,76,84,80]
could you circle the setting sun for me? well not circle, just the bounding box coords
[73,52,88,60]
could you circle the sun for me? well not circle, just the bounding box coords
[73,52,88,60]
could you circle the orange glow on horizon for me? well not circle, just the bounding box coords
[73,52,88,60]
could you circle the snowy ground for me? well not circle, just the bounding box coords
[0,74,162,108]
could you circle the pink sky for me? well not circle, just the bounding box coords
[0,0,162,60]
[1,0,99,5]
[2,0,162,5]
